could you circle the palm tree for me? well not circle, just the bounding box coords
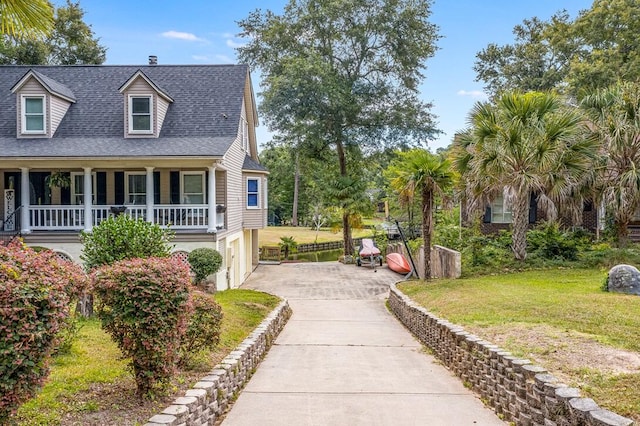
[386,149,453,279]
[581,82,640,247]
[453,91,598,260]
[0,0,53,39]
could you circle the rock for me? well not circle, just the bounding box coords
[607,264,640,295]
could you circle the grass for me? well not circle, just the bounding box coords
[259,225,375,246]
[398,268,640,420]
[15,289,281,425]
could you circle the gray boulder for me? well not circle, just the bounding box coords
[607,264,640,295]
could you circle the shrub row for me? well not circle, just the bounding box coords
[2,217,226,420]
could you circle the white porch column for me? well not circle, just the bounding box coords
[20,167,30,234]
[146,167,154,223]
[83,167,93,232]
[207,165,217,233]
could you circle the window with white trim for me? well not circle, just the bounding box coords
[247,177,260,209]
[128,95,153,133]
[125,172,146,204]
[21,95,46,134]
[181,172,205,204]
[491,195,512,223]
[70,172,96,205]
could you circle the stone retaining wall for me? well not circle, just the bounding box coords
[388,284,634,426]
[145,300,292,426]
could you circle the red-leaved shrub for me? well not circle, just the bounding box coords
[0,240,88,422]
[179,291,223,365]
[92,257,192,397]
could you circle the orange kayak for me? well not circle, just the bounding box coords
[386,252,411,275]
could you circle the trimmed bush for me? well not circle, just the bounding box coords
[80,215,174,271]
[188,248,223,285]
[92,257,192,397]
[180,291,223,365]
[0,241,87,422]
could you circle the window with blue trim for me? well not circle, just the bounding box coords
[247,178,259,208]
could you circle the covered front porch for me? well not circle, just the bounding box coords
[1,162,227,235]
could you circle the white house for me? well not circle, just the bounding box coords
[0,62,268,290]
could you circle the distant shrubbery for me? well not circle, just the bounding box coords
[0,241,87,422]
[432,221,640,276]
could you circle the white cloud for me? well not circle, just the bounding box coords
[161,30,203,42]
[457,90,487,99]
[215,54,234,63]
[192,55,210,62]
[226,39,245,49]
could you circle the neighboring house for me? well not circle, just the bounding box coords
[0,62,268,290]
[466,193,600,234]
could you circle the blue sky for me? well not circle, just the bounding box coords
[55,0,593,150]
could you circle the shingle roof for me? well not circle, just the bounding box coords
[29,70,76,102]
[0,64,250,158]
[242,154,269,172]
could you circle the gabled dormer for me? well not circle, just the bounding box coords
[11,70,76,138]
[118,70,173,138]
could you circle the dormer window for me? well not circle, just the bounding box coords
[22,95,46,134]
[129,95,153,133]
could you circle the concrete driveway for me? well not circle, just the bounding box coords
[221,262,504,426]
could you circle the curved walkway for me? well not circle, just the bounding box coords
[222,262,505,425]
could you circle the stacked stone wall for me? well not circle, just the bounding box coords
[145,300,292,426]
[388,285,634,426]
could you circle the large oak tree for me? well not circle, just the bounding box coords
[0,0,105,65]
[237,0,440,255]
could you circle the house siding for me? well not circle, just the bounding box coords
[156,97,170,135]
[49,94,71,137]
[222,136,245,236]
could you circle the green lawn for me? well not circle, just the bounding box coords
[259,225,375,246]
[15,289,281,425]
[398,269,640,421]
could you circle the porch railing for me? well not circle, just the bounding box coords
[27,204,224,231]
[153,204,208,228]
[30,206,85,230]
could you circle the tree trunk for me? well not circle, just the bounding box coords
[76,293,94,317]
[336,138,354,256]
[614,217,630,248]
[422,185,433,280]
[291,153,299,226]
[511,192,529,261]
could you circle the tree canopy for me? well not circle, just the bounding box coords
[237,0,440,254]
[474,0,640,98]
[0,0,105,65]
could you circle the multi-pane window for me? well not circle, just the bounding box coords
[22,96,45,133]
[129,95,152,133]
[126,173,146,204]
[70,173,96,205]
[181,172,205,204]
[491,195,513,223]
[247,178,259,208]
